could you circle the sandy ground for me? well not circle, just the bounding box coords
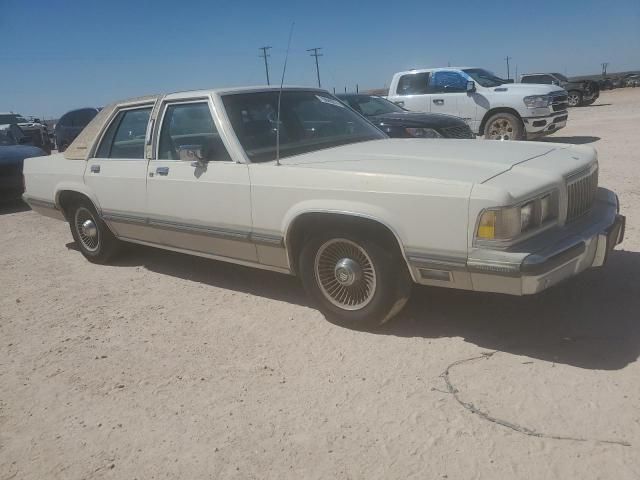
[1,88,640,480]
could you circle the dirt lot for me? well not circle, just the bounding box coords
[1,88,640,480]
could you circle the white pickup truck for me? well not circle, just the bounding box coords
[387,67,569,140]
[22,87,624,329]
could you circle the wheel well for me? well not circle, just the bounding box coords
[478,107,523,135]
[286,213,406,275]
[56,190,95,220]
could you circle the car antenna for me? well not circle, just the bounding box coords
[276,21,295,166]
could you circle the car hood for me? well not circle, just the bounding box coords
[0,145,46,165]
[370,112,465,129]
[487,83,566,95]
[278,138,574,184]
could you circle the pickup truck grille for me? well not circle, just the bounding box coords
[442,124,474,139]
[566,168,598,222]
[550,93,568,112]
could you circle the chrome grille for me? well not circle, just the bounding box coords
[550,92,568,112]
[566,168,598,221]
[442,124,474,139]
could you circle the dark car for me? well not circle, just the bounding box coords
[520,73,599,107]
[337,94,474,139]
[54,107,101,152]
[0,124,46,199]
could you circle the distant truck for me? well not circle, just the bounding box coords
[0,112,52,154]
[520,73,599,107]
[387,67,568,141]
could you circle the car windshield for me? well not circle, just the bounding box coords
[341,95,405,116]
[222,90,386,163]
[0,114,28,124]
[462,68,506,87]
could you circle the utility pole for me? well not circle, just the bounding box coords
[307,47,323,88]
[505,56,512,79]
[515,65,518,82]
[601,62,609,77]
[259,46,272,85]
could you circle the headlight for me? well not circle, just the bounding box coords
[405,127,442,138]
[523,95,551,108]
[476,192,558,242]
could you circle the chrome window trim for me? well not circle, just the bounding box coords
[152,97,238,164]
[92,103,156,161]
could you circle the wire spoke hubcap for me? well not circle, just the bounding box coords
[314,239,377,311]
[74,207,100,252]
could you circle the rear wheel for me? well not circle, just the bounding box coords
[483,112,524,141]
[299,231,411,330]
[68,200,120,263]
[567,91,582,107]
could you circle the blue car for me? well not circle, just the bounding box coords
[0,124,46,199]
[54,107,100,152]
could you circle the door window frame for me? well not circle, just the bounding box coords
[152,97,236,163]
[92,103,155,160]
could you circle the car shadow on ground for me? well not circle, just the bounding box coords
[381,250,640,370]
[68,242,640,370]
[0,199,30,215]
[581,103,612,107]
[537,136,601,145]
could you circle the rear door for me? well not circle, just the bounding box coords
[84,104,154,241]
[389,72,431,112]
[428,70,478,129]
[145,98,255,261]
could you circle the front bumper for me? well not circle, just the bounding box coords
[467,188,624,295]
[523,111,568,136]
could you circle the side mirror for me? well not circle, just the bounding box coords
[466,81,476,93]
[551,80,559,86]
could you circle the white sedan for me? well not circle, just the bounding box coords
[23,87,625,329]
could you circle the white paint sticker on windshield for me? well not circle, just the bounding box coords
[316,95,345,108]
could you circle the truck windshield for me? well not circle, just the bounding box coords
[222,90,386,163]
[462,69,506,87]
[0,114,28,124]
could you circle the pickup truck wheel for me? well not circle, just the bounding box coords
[299,232,411,329]
[484,113,524,141]
[567,91,582,107]
[69,201,119,263]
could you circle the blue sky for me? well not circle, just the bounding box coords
[2,0,639,118]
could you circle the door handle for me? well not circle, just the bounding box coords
[156,167,169,176]
[90,165,100,173]
[433,99,445,105]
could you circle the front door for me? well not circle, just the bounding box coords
[146,99,256,262]
[85,104,154,241]
[428,70,478,130]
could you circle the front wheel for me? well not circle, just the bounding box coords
[567,91,583,107]
[68,200,120,263]
[483,112,524,141]
[299,232,411,330]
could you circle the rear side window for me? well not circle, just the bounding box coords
[95,107,151,159]
[158,102,231,161]
[396,72,430,95]
[429,71,468,93]
[75,109,98,126]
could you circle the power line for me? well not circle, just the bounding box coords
[307,47,323,88]
[259,46,272,85]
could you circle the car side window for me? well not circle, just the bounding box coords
[158,102,231,162]
[396,72,430,96]
[95,107,151,159]
[76,109,97,126]
[428,71,468,93]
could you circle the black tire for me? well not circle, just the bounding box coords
[583,98,596,106]
[299,231,412,330]
[567,91,583,107]
[483,112,524,141]
[68,199,120,263]
[59,142,69,153]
